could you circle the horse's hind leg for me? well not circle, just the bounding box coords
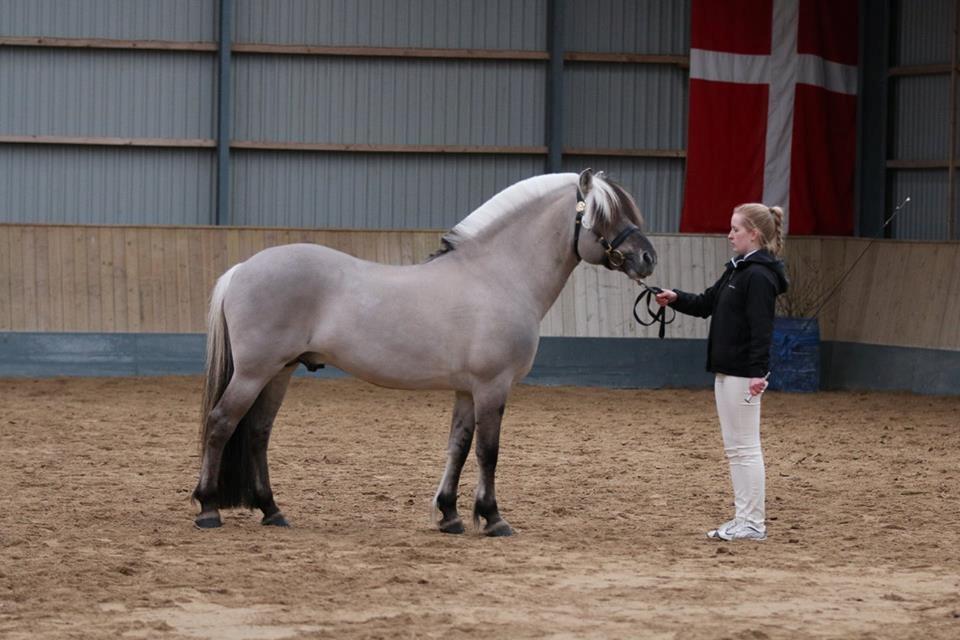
[193,372,270,528]
[472,382,513,537]
[247,365,296,527]
[433,391,475,534]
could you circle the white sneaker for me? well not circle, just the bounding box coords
[707,519,767,541]
[705,518,738,539]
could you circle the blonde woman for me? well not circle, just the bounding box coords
[656,204,788,541]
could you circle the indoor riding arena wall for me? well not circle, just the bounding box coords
[1,223,958,394]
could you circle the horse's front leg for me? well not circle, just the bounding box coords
[472,385,513,537]
[433,391,475,534]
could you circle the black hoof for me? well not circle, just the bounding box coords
[482,520,514,537]
[194,515,222,529]
[261,512,290,527]
[438,517,465,534]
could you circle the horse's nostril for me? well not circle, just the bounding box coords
[642,251,655,266]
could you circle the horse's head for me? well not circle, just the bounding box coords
[574,169,657,281]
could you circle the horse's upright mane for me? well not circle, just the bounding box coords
[427,172,632,261]
[442,174,574,248]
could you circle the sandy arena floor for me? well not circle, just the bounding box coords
[1,376,958,639]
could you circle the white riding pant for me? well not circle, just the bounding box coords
[714,374,766,529]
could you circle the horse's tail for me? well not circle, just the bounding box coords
[198,264,269,510]
[200,265,238,430]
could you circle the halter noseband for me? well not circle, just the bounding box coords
[573,187,641,268]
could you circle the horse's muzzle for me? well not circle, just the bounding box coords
[627,249,656,280]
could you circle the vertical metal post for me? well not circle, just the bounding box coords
[545,0,565,174]
[215,0,233,226]
[854,0,890,237]
[948,0,959,240]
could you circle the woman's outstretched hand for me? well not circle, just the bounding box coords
[654,289,677,306]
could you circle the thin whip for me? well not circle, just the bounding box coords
[798,196,911,331]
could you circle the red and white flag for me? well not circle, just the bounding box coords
[680,0,858,235]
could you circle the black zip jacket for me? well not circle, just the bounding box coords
[669,250,789,378]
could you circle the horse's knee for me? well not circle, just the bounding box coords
[203,410,234,449]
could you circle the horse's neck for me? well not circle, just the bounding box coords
[454,189,581,318]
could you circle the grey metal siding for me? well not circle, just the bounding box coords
[890,0,953,66]
[0,48,216,139]
[886,0,956,240]
[0,0,217,41]
[563,63,687,150]
[234,0,546,49]
[0,146,214,225]
[560,1,688,235]
[233,57,545,146]
[565,0,689,55]
[230,151,544,229]
[889,75,950,162]
[889,169,949,240]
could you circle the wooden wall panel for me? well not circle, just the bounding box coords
[0,227,11,329]
[937,245,960,348]
[0,224,957,351]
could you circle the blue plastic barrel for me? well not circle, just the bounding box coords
[768,317,820,392]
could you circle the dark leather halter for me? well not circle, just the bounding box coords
[573,187,674,338]
[573,187,641,269]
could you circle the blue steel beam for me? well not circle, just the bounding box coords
[216,0,233,226]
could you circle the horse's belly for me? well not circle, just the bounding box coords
[325,350,465,391]
[314,309,536,392]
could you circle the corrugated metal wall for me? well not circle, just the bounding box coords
[0,48,215,139]
[890,0,953,66]
[231,152,545,229]
[565,0,688,54]
[229,0,550,228]
[233,58,545,146]
[0,147,214,225]
[888,0,958,240]
[560,0,688,231]
[229,53,549,228]
[0,0,689,232]
[235,0,546,49]
[0,0,216,40]
[0,0,218,225]
[562,60,687,230]
[2,1,955,239]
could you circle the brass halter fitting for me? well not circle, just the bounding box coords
[606,247,626,268]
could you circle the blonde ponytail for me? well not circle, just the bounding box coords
[734,203,785,257]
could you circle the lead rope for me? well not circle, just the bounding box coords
[632,283,675,339]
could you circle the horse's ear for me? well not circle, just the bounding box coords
[578,168,594,194]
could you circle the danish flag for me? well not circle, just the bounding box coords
[680,0,858,235]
